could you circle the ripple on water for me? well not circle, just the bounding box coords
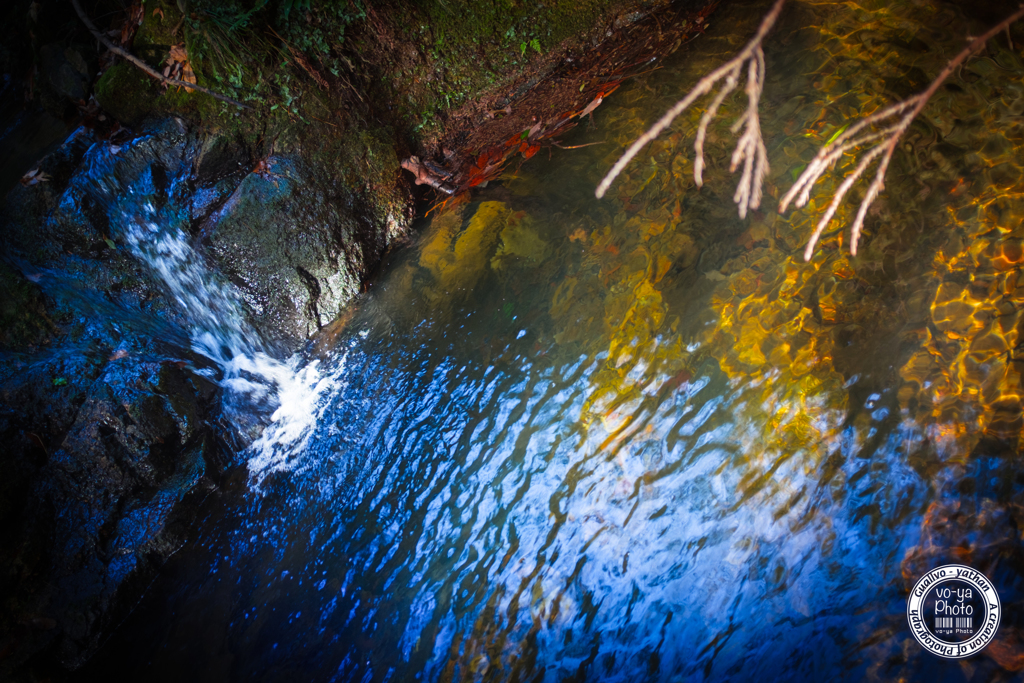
[82,0,1024,681]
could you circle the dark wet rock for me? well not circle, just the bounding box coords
[194,132,252,187]
[0,262,53,349]
[0,358,221,672]
[1,126,97,261]
[0,116,398,675]
[3,118,391,352]
[200,155,387,349]
[38,43,92,104]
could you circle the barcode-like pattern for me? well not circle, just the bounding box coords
[934,617,973,630]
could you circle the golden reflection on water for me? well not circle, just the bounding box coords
[378,0,1024,676]
[579,0,1024,456]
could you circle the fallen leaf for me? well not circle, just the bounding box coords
[180,61,197,91]
[20,168,51,186]
[121,2,144,46]
[580,96,604,118]
[167,43,188,63]
[152,7,164,20]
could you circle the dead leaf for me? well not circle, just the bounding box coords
[580,96,604,118]
[20,168,51,186]
[287,45,328,90]
[109,349,129,360]
[152,7,164,20]
[121,3,144,46]
[167,43,188,63]
[180,61,196,91]
[163,44,196,91]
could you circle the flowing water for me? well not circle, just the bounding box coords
[79,0,1024,680]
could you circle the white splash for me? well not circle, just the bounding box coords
[120,201,333,480]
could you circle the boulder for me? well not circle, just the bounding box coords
[0,358,220,671]
[200,154,389,350]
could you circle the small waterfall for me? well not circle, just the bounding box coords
[90,136,336,477]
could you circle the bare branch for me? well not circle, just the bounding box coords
[729,46,769,218]
[787,5,1024,259]
[781,119,908,213]
[595,0,785,204]
[694,68,739,186]
[71,0,251,110]
[801,144,886,260]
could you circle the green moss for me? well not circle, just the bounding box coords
[379,0,634,125]
[0,263,53,350]
[90,0,645,232]
[94,62,154,126]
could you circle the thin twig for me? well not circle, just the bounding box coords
[780,101,920,214]
[729,46,768,218]
[595,0,785,202]
[553,140,606,150]
[694,69,738,186]
[787,5,1024,259]
[71,0,251,109]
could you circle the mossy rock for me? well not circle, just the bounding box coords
[0,263,53,349]
[94,62,157,127]
[202,155,389,350]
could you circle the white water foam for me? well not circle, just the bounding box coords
[121,201,333,482]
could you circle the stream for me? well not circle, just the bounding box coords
[75,1,1024,681]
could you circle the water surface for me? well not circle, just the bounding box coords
[83,1,1024,680]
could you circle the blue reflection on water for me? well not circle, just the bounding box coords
[78,293,960,681]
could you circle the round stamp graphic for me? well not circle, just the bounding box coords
[907,564,1001,659]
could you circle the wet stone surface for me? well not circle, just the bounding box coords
[0,115,398,675]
